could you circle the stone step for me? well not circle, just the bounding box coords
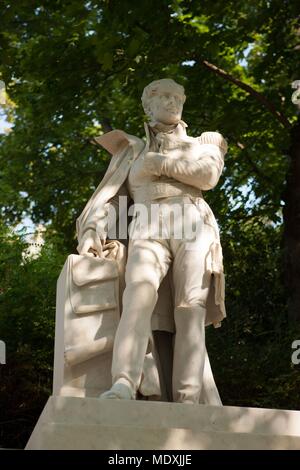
[25,396,300,450]
[26,422,300,450]
[41,396,300,436]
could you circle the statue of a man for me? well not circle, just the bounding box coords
[76,78,228,403]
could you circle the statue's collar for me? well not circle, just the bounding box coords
[144,120,188,141]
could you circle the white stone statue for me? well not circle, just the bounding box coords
[76,78,228,404]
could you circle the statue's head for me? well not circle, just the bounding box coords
[141,78,186,126]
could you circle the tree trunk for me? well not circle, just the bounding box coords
[283,116,300,322]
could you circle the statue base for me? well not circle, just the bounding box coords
[25,396,300,450]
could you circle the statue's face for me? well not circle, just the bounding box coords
[148,85,184,125]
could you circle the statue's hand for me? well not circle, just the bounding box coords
[77,229,104,258]
[143,151,165,176]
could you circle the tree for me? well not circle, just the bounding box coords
[0,0,299,314]
[0,221,67,448]
[1,0,300,448]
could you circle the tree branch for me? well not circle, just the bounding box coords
[236,141,274,185]
[199,59,292,130]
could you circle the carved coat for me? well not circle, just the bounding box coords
[76,122,227,332]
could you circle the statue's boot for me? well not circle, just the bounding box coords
[99,380,135,400]
[172,305,206,404]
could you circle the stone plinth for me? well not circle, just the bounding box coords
[25,396,300,450]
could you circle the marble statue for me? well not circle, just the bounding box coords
[75,78,228,404]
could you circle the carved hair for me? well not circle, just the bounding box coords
[141,78,186,117]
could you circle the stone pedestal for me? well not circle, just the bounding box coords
[53,254,122,398]
[25,396,300,450]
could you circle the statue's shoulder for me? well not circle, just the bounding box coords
[94,129,144,156]
[197,131,228,154]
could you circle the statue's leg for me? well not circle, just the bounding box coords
[100,238,171,400]
[172,305,207,403]
[171,204,212,404]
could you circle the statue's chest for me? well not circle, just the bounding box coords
[154,134,200,161]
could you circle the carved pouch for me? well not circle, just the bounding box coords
[69,254,119,315]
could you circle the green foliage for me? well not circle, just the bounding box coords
[0,221,67,448]
[207,220,300,410]
[0,0,300,448]
[1,0,299,243]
